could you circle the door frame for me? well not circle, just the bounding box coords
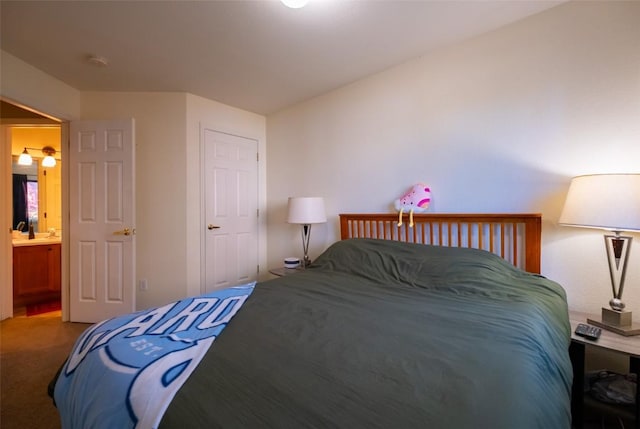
[60,122,69,321]
[1,124,13,320]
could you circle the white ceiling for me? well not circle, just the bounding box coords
[1,0,564,115]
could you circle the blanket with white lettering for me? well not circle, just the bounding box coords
[53,282,255,429]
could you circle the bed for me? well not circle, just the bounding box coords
[50,213,572,429]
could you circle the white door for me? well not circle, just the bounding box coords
[203,129,258,292]
[69,119,135,322]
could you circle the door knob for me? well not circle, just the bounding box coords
[114,228,135,236]
[207,224,221,230]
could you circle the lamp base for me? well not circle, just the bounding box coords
[587,308,640,336]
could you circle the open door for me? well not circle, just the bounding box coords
[68,119,135,322]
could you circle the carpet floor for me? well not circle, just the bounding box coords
[0,312,90,429]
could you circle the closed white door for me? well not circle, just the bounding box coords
[69,119,135,322]
[203,129,258,292]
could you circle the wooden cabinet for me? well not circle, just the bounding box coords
[13,243,61,307]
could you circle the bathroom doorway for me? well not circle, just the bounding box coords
[1,100,62,319]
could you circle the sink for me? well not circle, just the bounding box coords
[12,232,62,246]
[13,231,57,240]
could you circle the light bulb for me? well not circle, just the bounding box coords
[41,146,57,167]
[42,155,56,168]
[18,148,33,166]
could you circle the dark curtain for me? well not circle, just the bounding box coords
[12,174,28,230]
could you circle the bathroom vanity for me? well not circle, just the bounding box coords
[12,236,61,307]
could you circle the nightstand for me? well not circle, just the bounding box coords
[568,310,640,429]
[268,267,303,277]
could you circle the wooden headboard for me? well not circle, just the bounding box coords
[339,213,541,274]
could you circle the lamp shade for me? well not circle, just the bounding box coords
[17,148,33,166]
[41,146,57,167]
[559,174,640,232]
[287,197,327,224]
[42,155,56,167]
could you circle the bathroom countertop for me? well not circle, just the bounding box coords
[12,237,62,247]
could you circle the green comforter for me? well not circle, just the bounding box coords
[160,238,572,429]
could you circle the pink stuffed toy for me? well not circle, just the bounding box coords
[394,183,431,227]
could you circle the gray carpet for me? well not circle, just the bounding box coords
[0,311,89,429]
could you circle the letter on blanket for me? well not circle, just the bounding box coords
[150,298,220,334]
[197,295,250,329]
[95,303,176,347]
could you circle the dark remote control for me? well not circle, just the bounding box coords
[574,323,601,341]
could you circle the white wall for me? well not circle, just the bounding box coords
[266,1,640,315]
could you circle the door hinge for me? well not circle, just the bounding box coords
[257,264,260,273]
[257,208,259,218]
[256,152,259,162]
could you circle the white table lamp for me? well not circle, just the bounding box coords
[287,197,326,267]
[559,173,640,335]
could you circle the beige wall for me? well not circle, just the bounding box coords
[266,1,640,314]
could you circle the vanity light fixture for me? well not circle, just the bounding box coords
[17,148,33,166]
[16,146,58,168]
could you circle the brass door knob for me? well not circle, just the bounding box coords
[207,224,221,230]
[114,228,135,236]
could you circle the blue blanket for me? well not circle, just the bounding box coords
[54,282,255,429]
